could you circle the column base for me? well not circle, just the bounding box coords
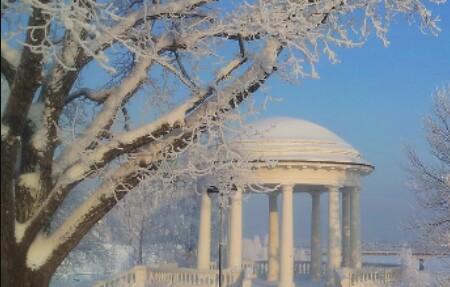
[311,273,321,282]
[278,281,295,287]
[267,275,278,282]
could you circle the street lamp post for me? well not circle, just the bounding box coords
[207,186,224,287]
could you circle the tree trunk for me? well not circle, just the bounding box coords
[1,251,53,287]
[1,142,54,287]
[10,269,52,287]
[1,141,19,287]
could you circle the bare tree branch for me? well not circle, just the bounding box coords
[155,56,200,92]
[23,40,280,254]
[90,0,212,56]
[65,88,110,105]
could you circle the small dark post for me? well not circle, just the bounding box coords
[207,186,224,287]
[419,258,425,271]
[218,192,224,287]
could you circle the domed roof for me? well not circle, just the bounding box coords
[231,117,372,166]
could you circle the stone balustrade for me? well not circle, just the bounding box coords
[93,261,401,287]
[241,261,267,278]
[93,265,242,287]
[336,264,401,287]
[293,261,310,275]
[92,265,147,287]
[240,260,327,278]
[148,267,241,287]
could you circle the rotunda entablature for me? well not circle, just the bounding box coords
[233,161,371,188]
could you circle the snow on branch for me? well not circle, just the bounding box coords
[1,41,19,85]
[26,161,138,270]
[23,40,279,266]
[30,0,443,249]
[4,0,212,73]
[1,40,20,68]
[80,0,213,70]
[54,28,211,176]
[154,56,201,92]
[54,57,154,174]
[55,47,249,188]
[2,0,445,276]
[65,89,110,105]
[52,58,246,199]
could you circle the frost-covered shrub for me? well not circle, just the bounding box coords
[394,248,440,287]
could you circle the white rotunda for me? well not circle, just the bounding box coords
[197,117,374,286]
[95,117,397,287]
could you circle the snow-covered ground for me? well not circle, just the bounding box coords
[50,253,449,287]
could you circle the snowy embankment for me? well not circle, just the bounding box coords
[364,250,449,287]
[49,250,449,287]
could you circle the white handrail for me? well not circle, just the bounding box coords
[146,267,242,287]
[336,266,402,287]
[92,261,402,287]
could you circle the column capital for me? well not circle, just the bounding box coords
[234,185,245,192]
[230,187,243,200]
[326,185,342,192]
[268,190,279,198]
[308,191,323,197]
[281,184,295,191]
[351,185,362,193]
[340,186,352,192]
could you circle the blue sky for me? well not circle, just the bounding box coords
[241,6,450,245]
[5,0,444,246]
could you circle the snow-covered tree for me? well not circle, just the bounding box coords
[398,248,432,287]
[394,248,449,287]
[407,85,450,254]
[51,179,200,286]
[104,179,199,267]
[0,0,444,286]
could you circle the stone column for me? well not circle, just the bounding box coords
[132,266,148,287]
[342,190,351,267]
[228,188,243,270]
[197,190,212,270]
[280,184,294,287]
[267,193,279,281]
[350,187,362,268]
[327,186,342,285]
[310,192,322,282]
